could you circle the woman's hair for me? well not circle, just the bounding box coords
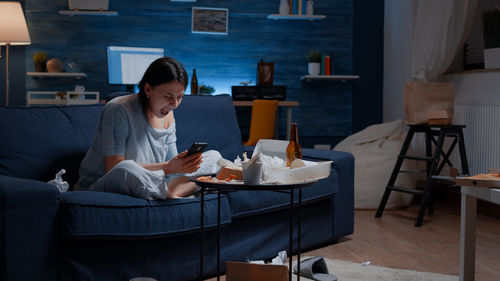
[138,57,188,112]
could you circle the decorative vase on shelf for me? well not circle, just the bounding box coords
[308,62,320,76]
[35,62,45,72]
[306,0,314,16]
[46,58,64,73]
[279,0,289,16]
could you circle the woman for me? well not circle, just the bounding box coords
[74,57,220,199]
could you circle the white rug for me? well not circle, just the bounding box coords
[295,257,458,281]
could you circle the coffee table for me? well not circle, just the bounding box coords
[190,175,318,281]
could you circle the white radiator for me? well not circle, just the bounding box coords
[453,104,500,175]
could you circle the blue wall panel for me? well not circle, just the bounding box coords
[23,0,355,138]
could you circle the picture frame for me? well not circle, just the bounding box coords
[191,7,229,35]
[257,60,274,86]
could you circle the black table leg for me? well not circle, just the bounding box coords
[289,188,294,281]
[200,188,205,281]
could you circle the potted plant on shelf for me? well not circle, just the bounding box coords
[482,9,500,69]
[199,84,215,95]
[32,52,47,72]
[306,50,321,75]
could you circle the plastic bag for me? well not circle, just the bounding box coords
[47,169,69,192]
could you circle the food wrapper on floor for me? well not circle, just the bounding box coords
[226,251,289,281]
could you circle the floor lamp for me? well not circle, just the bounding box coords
[0,2,31,106]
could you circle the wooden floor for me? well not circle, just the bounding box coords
[209,197,500,281]
[306,201,500,281]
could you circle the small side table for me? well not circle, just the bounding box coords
[190,176,317,281]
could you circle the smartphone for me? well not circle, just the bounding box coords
[186,142,208,156]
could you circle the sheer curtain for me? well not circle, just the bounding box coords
[411,0,479,81]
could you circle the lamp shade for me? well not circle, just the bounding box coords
[0,2,31,45]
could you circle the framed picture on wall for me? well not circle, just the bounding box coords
[192,7,228,35]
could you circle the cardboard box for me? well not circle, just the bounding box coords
[226,261,289,281]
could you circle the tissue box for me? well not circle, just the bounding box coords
[226,261,289,281]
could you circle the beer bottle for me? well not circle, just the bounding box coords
[286,123,302,167]
[191,69,198,95]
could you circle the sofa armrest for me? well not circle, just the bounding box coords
[0,175,60,281]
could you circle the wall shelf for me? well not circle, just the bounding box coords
[27,72,87,79]
[27,91,100,106]
[59,10,118,16]
[301,75,360,82]
[267,14,326,20]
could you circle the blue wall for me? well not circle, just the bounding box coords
[0,0,27,107]
[1,0,383,145]
[353,0,383,134]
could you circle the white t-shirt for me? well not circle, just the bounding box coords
[75,94,178,190]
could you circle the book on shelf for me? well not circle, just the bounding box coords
[302,0,307,14]
[320,54,325,75]
[298,0,303,15]
[293,0,298,14]
[324,55,331,76]
[289,0,293,14]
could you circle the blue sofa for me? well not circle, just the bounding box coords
[0,94,354,281]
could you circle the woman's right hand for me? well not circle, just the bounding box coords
[163,150,203,174]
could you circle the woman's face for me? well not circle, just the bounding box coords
[144,81,185,118]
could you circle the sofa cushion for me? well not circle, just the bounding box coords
[59,191,231,238]
[227,169,338,218]
[0,105,103,186]
[174,94,243,161]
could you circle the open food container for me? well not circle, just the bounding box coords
[254,139,332,184]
